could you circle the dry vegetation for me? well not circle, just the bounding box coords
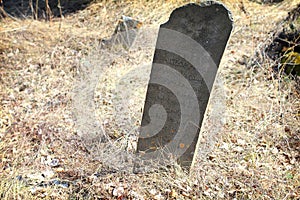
[0,0,299,199]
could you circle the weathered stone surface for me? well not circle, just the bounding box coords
[102,15,143,49]
[135,1,233,171]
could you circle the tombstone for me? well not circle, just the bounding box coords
[135,1,233,171]
[101,15,143,49]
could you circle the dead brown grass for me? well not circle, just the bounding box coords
[0,0,299,199]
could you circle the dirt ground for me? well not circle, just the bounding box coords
[0,0,299,199]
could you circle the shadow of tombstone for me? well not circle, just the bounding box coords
[134,1,233,172]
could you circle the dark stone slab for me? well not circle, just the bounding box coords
[135,1,233,171]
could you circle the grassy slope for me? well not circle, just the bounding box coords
[0,0,299,199]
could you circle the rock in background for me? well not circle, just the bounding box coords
[266,4,300,76]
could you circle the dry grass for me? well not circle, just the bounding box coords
[0,0,299,199]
